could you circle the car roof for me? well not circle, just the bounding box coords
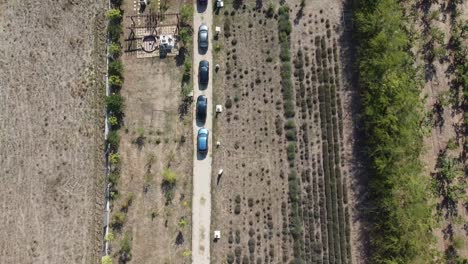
[199,24,208,31]
[198,128,208,135]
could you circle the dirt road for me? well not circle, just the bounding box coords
[191,0,214,263]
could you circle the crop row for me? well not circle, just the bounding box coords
[292,30,351,264]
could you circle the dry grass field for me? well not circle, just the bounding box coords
[0,1,107,264]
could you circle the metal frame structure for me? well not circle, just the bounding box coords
[125,12,180,53]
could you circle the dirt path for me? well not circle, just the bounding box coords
[191,1,214,263]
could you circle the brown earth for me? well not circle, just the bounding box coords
[107,1,193,263]
[0,0,107,264]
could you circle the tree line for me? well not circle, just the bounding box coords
[354,0,434,263]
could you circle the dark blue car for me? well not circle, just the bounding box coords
[199,60,209,85]
[196,95,207,122]
[197,128,209,153]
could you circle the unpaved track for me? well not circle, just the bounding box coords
[191,0,214,263]
[0,1,106,263]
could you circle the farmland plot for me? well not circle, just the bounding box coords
[0,1,107,263]
[105,1,193,263]
[211,2,292,263]
[211,0,358,263]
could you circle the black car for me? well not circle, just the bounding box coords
[198,0,207,5]
[199,60,209,85]
[196,95,208,121]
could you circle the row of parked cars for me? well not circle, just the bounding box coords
[197,22,210,154]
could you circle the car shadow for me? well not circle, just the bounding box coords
[198,46,208,55]
[196,3,207,13]
[198,82,208,90]
[197,151,207,160]
[196,117,206,127]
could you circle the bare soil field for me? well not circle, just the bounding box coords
[211,0,359,263]
[106,1,193,263]
[407,0,468,260]
[0,1,107,264]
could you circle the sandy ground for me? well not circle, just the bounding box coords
[191,0,214,263]
[0,1,107,264]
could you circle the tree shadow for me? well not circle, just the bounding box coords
[175,231,185,245]
[175,47,188,67]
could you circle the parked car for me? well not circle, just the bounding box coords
[199,60,209,85]
[198,0,207,5]
[197,128,209,153]
[198,24,209,49]
[196,95,207,121]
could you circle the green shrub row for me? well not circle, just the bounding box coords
[277,5,305,264]
[354,0,433,263]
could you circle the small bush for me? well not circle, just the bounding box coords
[107,9,122,21]
[107,93,124,114]
[227,253,235,264]
[105,232,115,242]
[109,115,118,126]
[225,98,233,109]
[287,143,296,161]
[179,28,192,45]
[180,5,194,25]
[215,43,222,52]
[109,75,122,88]
[266,3,275,18]
[109,42,121,58]
[109,60,123,77]
[285,119,295,129]
[109,153,120,165]
[286,129,297,141]
[162,168,177,185]
[108,23,122,43]
[107,131,120,150]
[234,204,241,214]
[108,171,120,186]
[101,255,113,264]
[120,233,132,255]
[112,212,126,227]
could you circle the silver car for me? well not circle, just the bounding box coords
[198,24,208,49]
